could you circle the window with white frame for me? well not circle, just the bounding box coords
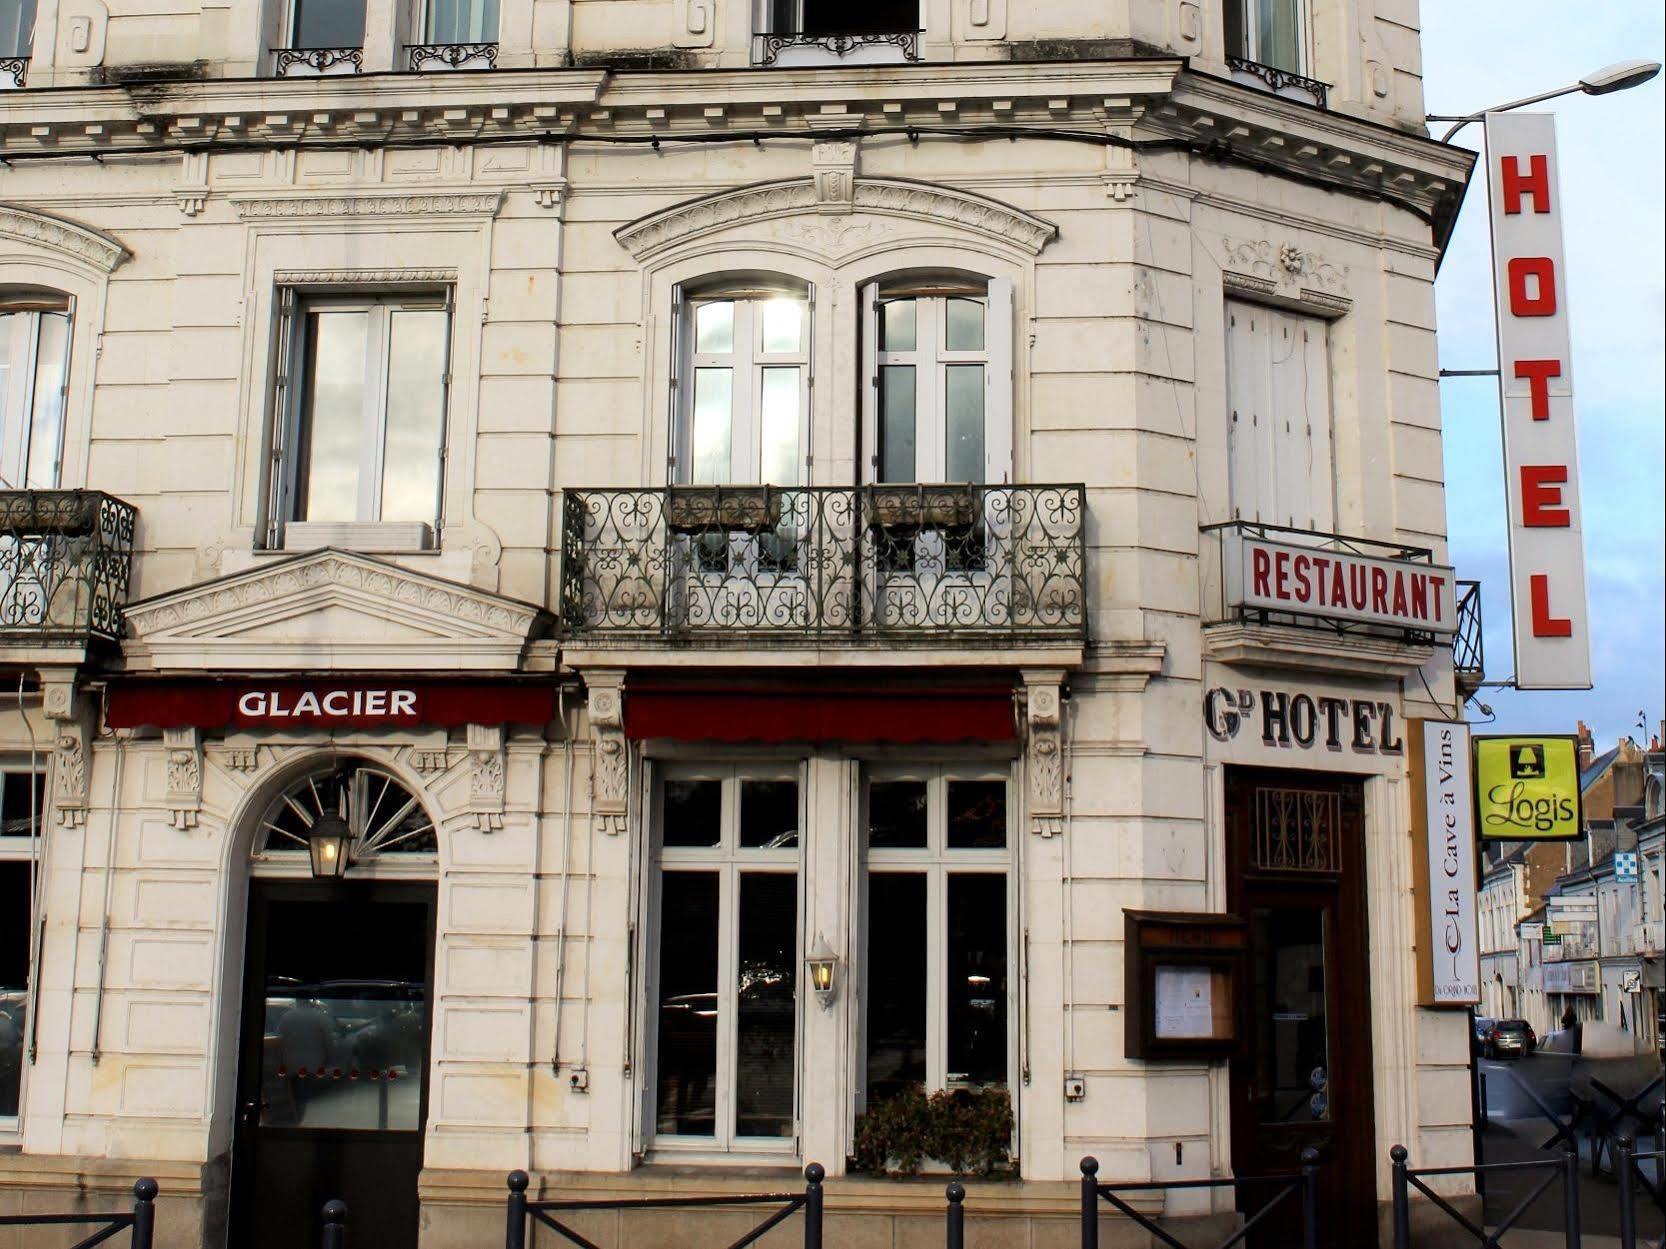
[650,766,801,1151]
[423,0,498,43]
[674,279,812,487]
[1224,0,1310,75]
[0,294,71,490]
[765,0,917,35]
[268,290,451,548]
[860,767,1011,1109]
[862,275,1013,486]
[1,0,34,59]
[1,767,45,1122]
[287,0,364,46]
[1224,299,1335,531]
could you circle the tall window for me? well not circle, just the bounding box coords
[0,295,70,490]
[674,281,811,486]
[861,767,1010,1109]
[1224,0,1309,75]
[1,0,34,58]
[767,0,916,34]
[1224,299,1334,531]
[289,0,365,46]
[862,275,1012,485]
[271,291,450,546]
[651,767,800,1151]
[0,768,44,1122]
[424,0,498,43]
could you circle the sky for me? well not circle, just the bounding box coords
[1421,3,1666,751]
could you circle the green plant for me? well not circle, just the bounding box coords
[852,1085,1014,1177]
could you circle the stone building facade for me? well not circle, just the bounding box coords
[0,0,1478,1244]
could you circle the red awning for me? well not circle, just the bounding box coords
[623,685,1016,744]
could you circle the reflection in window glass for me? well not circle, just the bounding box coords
[1253,0,1302,74]
[663,779,723,848]
[695,301,734,354]
[866,873,926,1104]
[868,780,927,849]
[380,310,447,523]
[297,310,368,523]
[945,298,985,352]
[760,300,802,354]
[690,369,733,485]
[1252,907,1329,1122]
[656,872,719,1136]
[944,364,985,483]
[23,312,67,490]
[424,0,498,43]
[739,780,798,849]
[879,365,916,483]
[881,300,917,352]
[758,367,800,486]
[2,307,72,491]
[946,874,1006,1085]
[735,874,796,1136]
[946,781,1006,849]
[293,0,365,45]
[0,862,28,1117]
[0,773,42,838]
[0,0,34,58]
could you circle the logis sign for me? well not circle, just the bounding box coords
[1204,686,1404,755]
[1409,720,1480,1006]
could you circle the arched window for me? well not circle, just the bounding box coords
[859,272,1012,485]
[672,275,812,486]
[0,291,71,489]
[253,761,437,863]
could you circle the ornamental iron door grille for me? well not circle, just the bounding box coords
[1253,787,1343,874]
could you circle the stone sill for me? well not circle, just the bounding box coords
[1202,620,1435,680]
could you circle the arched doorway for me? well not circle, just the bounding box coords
[227,757,439,1249]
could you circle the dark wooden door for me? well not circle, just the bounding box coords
[1226,768,1376,1248]
[229,881,435,1249]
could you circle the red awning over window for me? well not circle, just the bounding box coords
[622,684,1016,744]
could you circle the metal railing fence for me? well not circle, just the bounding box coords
[0,1177,157,1249]
[1080,1151,1320,1249]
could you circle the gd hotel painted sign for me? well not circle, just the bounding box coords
[1204,685,1404,755]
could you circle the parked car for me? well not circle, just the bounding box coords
[1472,1016,1496,1055]
[1484,1019,1537,1059]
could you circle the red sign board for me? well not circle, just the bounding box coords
[1224,534,1456,635]
[105,680,556,730]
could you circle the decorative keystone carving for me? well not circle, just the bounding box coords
[1222,235,1350,310]
[411,748,450,774]
[586,673,628,836]
[811,141,858,213]
[175,151,209,217]
[1024,671,1066,837]
[163,726,202,829]
[467,723,505,832]
[39,671,89,827]
[221,746,260,772]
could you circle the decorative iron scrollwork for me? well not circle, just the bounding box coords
[1226,55,1328,108]
[273,47,364,76]
[0,57,26,89]
[755,30,921,67]
[1253,787,1343,873]
[408,42,498,71]
[0,491,137,643]
[1453,579,1484,689]
[561,483,1086,644]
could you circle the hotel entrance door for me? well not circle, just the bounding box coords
[229,881,435,1249]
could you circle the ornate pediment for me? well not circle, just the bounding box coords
[614,177,1059,261]
[122,549,552,672]
[0,202,128,274]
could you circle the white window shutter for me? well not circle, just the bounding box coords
[804,282,816,483]
[859,281,879,484]
[985,277,1014,484]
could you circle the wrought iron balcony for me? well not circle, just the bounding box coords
[0,491,137,646]
[561,484,1086,646]
[1454,579,1484,693]
[1226,55,1328,108]
[407,42,497,71]
[0,56,26,89]
[754,30,921,67]
[273,47,364,76]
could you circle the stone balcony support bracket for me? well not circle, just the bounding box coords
[163,726,203,829]
[39,669,90,828]
[585,672,628,837]
[1023,670,1066,838]
[466,723,506,832]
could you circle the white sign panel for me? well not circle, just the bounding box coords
[1422,721,1480,1003]
[1225,534,1458,636]
[1485,111,1592,690]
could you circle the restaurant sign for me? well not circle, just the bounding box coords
[1222,532,1457,635]
[1473,734,1582,841]
[1409,719,1479,1005]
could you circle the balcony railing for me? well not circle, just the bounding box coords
[754,30,921,67]
[1,56,26,89]
[560,483,1086,645]
[1226,55,1328,108]
[1454,579,1484,691]
[0,491,137,645]
[273,47,363,76]
[408,42,497,71]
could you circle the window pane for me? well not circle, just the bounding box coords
[260,985,425,1130]
[379,309,447,524]
[867,780,926,849]
[294,0,365,45]
[760,299,802,354]
[656,872,719,1136]
[0,0,34,58]
[880,300,916,352]
[1,861,30,1117]
[944,364,984,483]
[946,874,1006,1086]
[695,301,734,354]
[866,872,926,1105]
[879,366,915,483]
[1251,907,1330,1121]
[426,0,497,42]
[1,772,42,838]
[297,310,368,522]
[736,873,796,1137]
[689,369,733,484]
[21,311,67,489]
[946,780,1006,849]
[758,367,800,486]
[663,779,722,848]
[1256,0,1301,72]
[739,780,798,849]
[945,298,985,352]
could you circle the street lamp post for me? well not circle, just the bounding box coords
[1426,58,1660,142]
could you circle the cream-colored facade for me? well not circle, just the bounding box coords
[0,1,1479,1245]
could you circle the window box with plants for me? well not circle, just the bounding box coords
[851,1085,1015,1178]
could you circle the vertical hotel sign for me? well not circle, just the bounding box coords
[1485,112,1592,689]
[1409,719,1480,1005]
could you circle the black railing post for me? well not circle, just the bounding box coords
[1616,1134,1637,1249]
[506,1170,529,1249]
[130,1178,157,1249]
[1299,1146,1320,1249]
[1561,1138,1580,1249]
[1080,1156,1099,1249]
[321,1199,347,1249]
[945,1181,965,1249]
[803,1162,824,1249]
[1390,1145,1410,1249]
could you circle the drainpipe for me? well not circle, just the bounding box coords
[90,731,126,1065]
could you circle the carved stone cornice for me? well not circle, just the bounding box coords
[1221,234,1352,315]
[0,203,128,273]
[614,177,1058,260]
[274,267,459,285]
[234,191,504,220]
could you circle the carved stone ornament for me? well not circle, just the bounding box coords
[234,191,504,220]
[1221,235,1350,308]
[175,151,210,217]
[411,748,450,774]
[220,746,260,772]
[1024,672,1066,837]
[466,723,505,832]
[163,726,203,829]
[586,673,628,836]
[52,726,88,828]
[614,177,1058,260]
[0,204,128,273]
[811,140,858,213]
[274,268,459,286]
